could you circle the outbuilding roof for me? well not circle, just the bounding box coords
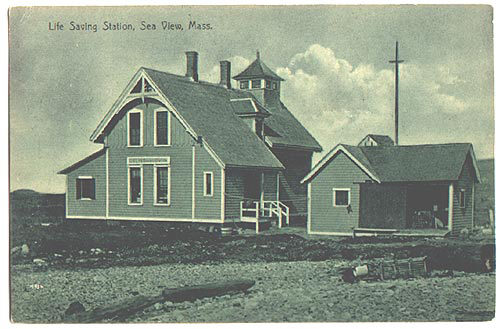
[302,142,481,184]
[364,134,395,146]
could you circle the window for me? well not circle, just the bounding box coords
[333,188,350,207]
[265,80,272,89]
[204,172,213,196]
[272,82,278,90]
[128,110,142,147]
[240,80,249,89]
[459,189,466,208]
[155,166,170,205]
[155,110,170,146]
[129,166,142,205]
[144,79,154,92]
[251,79,262,89]
[76,177,95,200]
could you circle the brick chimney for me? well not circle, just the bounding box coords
[185,51,199,82]
[219,60,231,89]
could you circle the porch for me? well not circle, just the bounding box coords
[240,200,290,233]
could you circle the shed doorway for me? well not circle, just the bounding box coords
[406,185,449,229]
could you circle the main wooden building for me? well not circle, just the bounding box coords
[58,51,322,231]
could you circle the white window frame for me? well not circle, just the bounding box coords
[127,108,143,147]
[128,165,143,206]
[333,188,351,207]
[154,165,171,206]
[154,109,171,147]
[203,171,214,197]
[459,189,466,209]
[76,176,95,201]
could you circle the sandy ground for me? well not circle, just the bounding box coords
[11,260,495,323]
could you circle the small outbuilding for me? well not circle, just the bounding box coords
[301,135,481,236]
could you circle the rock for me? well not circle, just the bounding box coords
[153,303,163,310]
[64,301,85,316]
[95,248,103,254]
[10,246,21,255]
[163,301,174,307]
[78,250,84,255]
[33,258,46,265]
[21,244,30,256]
[54,253,63,258]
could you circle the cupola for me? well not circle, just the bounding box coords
[233,51,284,108]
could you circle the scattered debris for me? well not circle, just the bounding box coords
[342,257,429,283]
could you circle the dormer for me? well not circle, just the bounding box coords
[230,98,270,139]
[358,134,395,147]
[233,51,284,109]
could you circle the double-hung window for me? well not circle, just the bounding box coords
[128,166,142,205]
[155,166,170,205]
[76,177,95,200]
[128,110,142,147]
[155,110,170,146]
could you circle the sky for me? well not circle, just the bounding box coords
[9,5,494,193]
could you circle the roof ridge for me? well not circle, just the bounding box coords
[142,66,252,95]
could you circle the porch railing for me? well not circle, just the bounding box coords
[239,200,290,232]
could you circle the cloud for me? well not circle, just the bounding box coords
[270,44,476,158]
[204,56,251,86]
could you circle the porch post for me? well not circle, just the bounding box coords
[448,183,454,232]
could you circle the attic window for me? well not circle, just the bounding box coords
[265,80,272,89]
[251,79,262,89]
[131,80,142,93]
[144,79,154,92]
[128,110,143,147]
[272,82,278,90]
[240,81,249,89]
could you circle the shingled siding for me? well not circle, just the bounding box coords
[272,149,313,217]
[66,151,106,218]
[224,168,245,222]
[106,101,221,220]
[193,143,222,220]
[451,155,475,235]
[262,171,279,201]
[309,152,370,234]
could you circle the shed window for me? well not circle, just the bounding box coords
[240,80,249,89]
[155,166,170,205]
[459,189,466,208]
[251,79,262,89]
[129,166,142,205]
[128,110,142,147]
[333,188,350,207]
[76,177,95,200]
[204,172,213,196]
[155,110,170,146]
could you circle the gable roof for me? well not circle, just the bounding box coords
[91,67,284,169]
[362,134,395,146]
[263,102,322,151]
[58,148,106,174]
[302,142,481,184]
[233,58,284,81]
[142,68,284,169]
